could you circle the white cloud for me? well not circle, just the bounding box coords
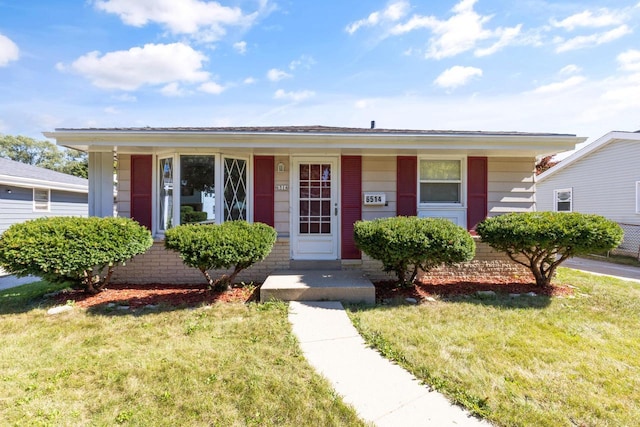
[93,0,264,42]
[112,93,137,102]
[559,64,582,75]
[0,33,19,66]
[233,41,247,54]
[198,81,225,94]
[345,1,409,34]
[289,54,316,70]
[617,49,640,72]
[267,68,292,82]
[555,24,631,52]
[434,65,482,89]
[551,9,625,31]
[388,0,523,59]
[67,43,210,90]
[243,77,257,84]
[530,75,586,94]
[161,82,185,97]
[104,106,120,114]
[274,89,315,102]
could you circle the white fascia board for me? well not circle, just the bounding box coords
[538,131,640,182]
[45,130,584,156]
[0,174,88,193]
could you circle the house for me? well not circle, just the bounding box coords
[0,157,88,235]
[44,126,583,284]
[537,130,640,257]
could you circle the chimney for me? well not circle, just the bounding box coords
[370,120,375,129]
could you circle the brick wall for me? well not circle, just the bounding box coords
[111,236,530,284]
[111,238,291,285]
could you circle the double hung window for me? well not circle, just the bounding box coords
[419,159,462,204]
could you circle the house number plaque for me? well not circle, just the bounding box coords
[363,192,386,206]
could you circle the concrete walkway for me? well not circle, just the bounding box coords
[288,301,491,427]
[0,273,39,291]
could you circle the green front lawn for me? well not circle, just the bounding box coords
[0,282,364,426]
[348,268,640,426]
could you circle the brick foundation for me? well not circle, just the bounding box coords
[111,236,530,285]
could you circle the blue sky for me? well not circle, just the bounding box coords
[1,0,640,154]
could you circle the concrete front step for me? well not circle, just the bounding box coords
[260,270,376,305]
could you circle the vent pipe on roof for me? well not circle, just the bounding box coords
[371,120,375,129]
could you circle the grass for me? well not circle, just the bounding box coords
[0,282,365,426]
[347,268,640,427]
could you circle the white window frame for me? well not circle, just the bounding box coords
[554,188,573,212]
[153,152,253,236]
[418,156,466,207]
[33,188,50,212]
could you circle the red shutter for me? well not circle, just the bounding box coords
[467,157,488,231]
[397,156,417,216]
[130,155,152,229]
[253,156,275,226]
[341,156,362,259]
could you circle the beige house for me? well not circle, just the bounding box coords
[45,126,583,284]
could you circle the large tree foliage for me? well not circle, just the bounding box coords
[0,134,88,178]
[476,212,623,287]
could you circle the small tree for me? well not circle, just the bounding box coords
[354,216,475,287]
[164,221,277,290]
[0,217,152,293]
[476,212,623,287]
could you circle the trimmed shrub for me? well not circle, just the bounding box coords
[164,221,277,290]
[476,212,623,287]
[0,216,153,293]
[354,216,475,287]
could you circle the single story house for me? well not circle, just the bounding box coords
[0,157,88,235]
[537,130,640,257]
[44,126,583,283]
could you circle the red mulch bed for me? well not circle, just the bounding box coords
[53,283,258,309]
[53,276,574,310]
[375,276,574,303]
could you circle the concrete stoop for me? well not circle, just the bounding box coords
[260,269,376,304]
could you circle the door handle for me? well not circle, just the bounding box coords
[334,204,338,216]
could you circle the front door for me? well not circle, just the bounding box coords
[291,158,339,260]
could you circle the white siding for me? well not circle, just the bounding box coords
[117,154,131,218]
[537,140,640,224]
[488,158,536,216]
[361,156,396,221]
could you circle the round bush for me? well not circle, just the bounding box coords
[354,216,475,286]
[0,216,153,292]
[476,212,623,286]
[164,221,277,289]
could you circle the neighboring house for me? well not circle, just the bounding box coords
[45,126,582,283]
[537,130,640,257]
[0,157,88,235]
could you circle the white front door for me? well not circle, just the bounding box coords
[291,158,339,260]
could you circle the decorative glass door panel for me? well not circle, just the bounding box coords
[292,158,338,260]
[224,157,247,221]
[299,163,332,234]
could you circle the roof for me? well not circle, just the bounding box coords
[0,157,88,193]
[537,131,640,181]
[44,125,585,158]
[52,125,576,137]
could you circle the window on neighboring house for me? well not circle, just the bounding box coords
[33,188,50,212]
[554,188,572,212]
[419,159,462,204]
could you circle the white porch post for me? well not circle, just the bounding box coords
[88,151,114,217]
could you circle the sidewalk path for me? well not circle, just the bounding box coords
[288,301,491,427]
